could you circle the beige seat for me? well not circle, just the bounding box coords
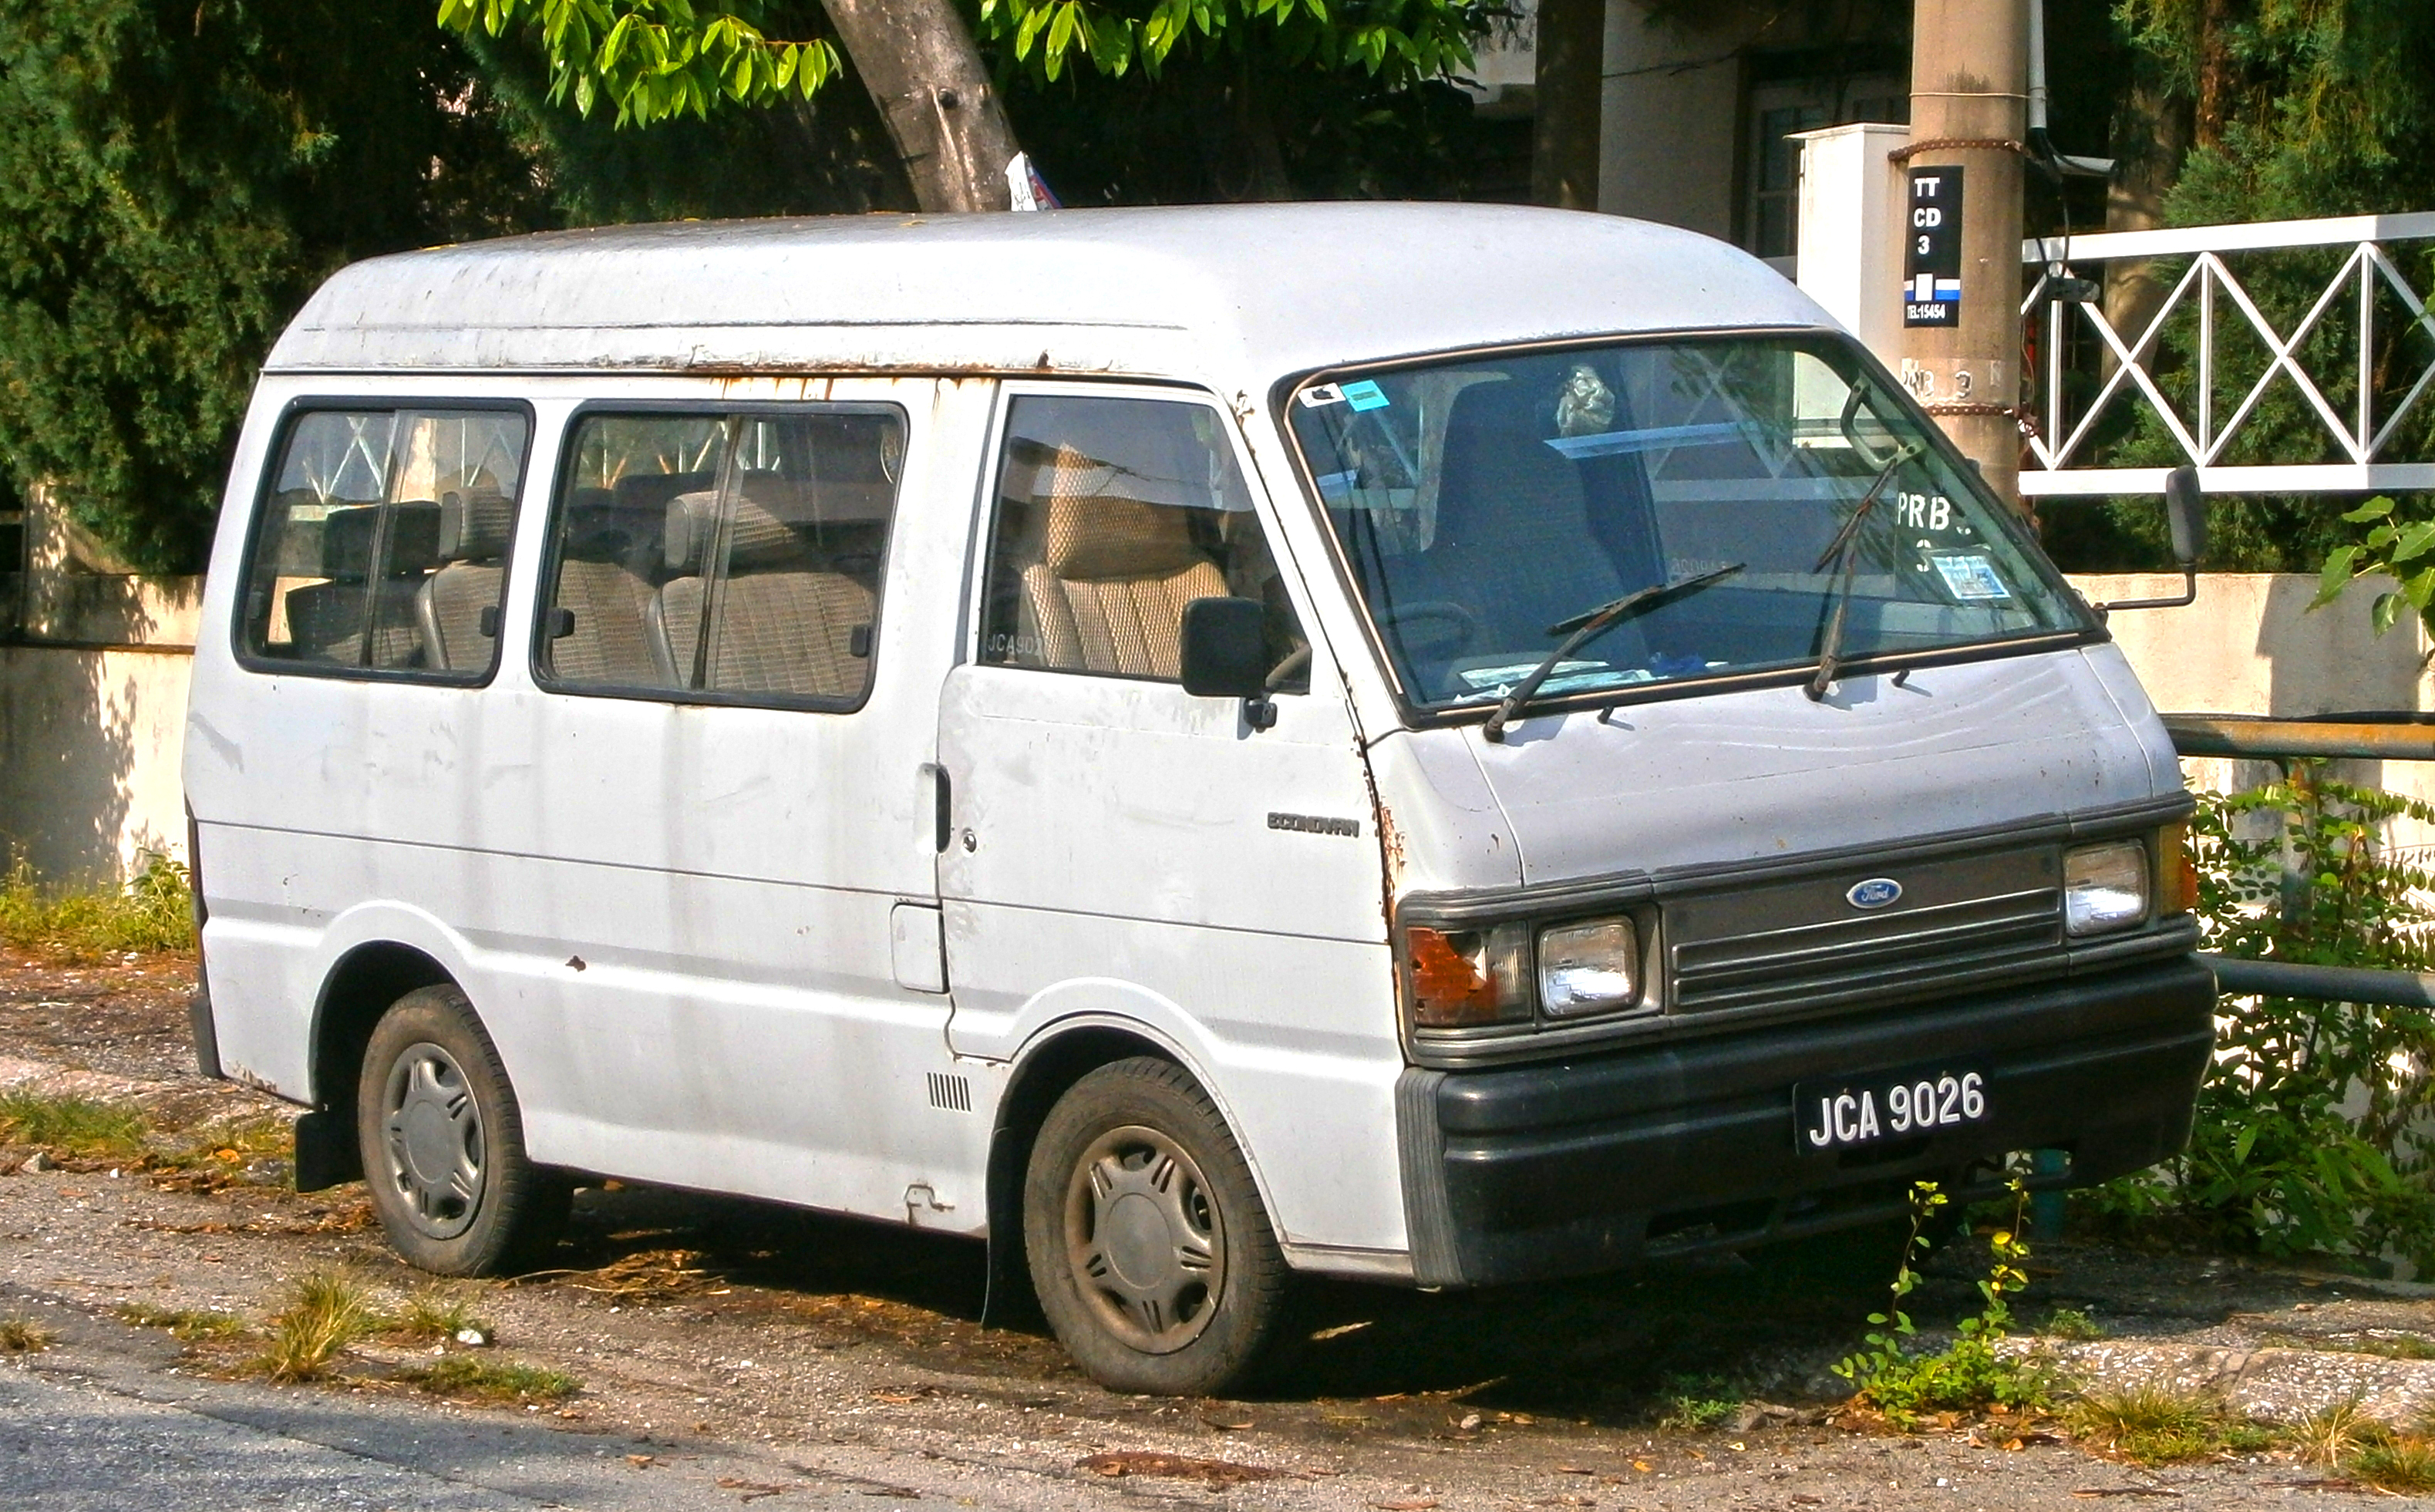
[285,502,441,667]
[650,490,875,700]
[543,493,665,687]
[415,488,514,671]
[1015,446,1228,679]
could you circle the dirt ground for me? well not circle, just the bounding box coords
[0,945,2424,1509]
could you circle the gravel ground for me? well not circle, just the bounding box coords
[0,945,2425,1508]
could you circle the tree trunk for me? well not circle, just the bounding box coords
[1531,0,1604,209]
[820,0,1021,212]
[2194,0,2231,150]
[2102,66,2190,378]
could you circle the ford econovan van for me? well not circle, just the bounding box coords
[184,204,2215,1395]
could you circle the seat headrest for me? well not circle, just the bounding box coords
[320,501,442,580]
[1036,448,1210,581]
[663,490,800,574]
[438,488,514,562]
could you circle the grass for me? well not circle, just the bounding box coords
[0,1316,55,1352]
[0,851,194,959]
[2066,1378,2245,1463]
[2039,1307,2106,1341]
[2292,1397,2382,1467]
[254,1268,385,1382]
[392,1287,492,1344]
[0,1089,149,1160]
[397,1354,578,1403]
[2349,1436,2435,1493]
[116,1302,248,1342]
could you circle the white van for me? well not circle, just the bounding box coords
[184,204,2215,1395]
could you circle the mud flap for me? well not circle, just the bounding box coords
[292,1109,362,1192]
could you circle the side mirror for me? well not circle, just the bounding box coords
[2093,466,2206,615]
[1179,597,1268,699]
[2164,463,2208,567]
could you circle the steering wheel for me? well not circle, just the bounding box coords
[1373,600,1484,658]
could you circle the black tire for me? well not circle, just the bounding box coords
[356,983,568,1276]
[1023,1057,1288,1396]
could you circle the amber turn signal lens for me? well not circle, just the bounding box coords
[1403,924,1532,1028]
[2157,820,2198,916]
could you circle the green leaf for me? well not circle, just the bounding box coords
[2394,521,2435,564]
[2373,591,2403,637]
[2312,545,2362,608]
[2344,496,2396,523]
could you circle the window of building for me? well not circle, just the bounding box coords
[237,407,529,677]
[978,394,1308,692]
[537,406,905,709]
[1745,70,1908,262]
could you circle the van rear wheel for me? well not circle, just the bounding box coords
[357,984,568,1276]
[1023,1058,1287,1396]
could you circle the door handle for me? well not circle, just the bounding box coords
[919,763,952,854]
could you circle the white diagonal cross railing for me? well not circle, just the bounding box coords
[2019,210,2435,498]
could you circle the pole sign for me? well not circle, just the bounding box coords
[1903,167,1963,328]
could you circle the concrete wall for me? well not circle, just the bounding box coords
[0,487,199,885]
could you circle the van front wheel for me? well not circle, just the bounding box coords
[1023,1058,1287,1396]
[357,984,568,1276]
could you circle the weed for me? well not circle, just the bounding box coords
[116,1302,248,1342]
[0,1090,148,1160]
[1832,1178,2053,1428]
[2350,1436,2435,1493]
[2292,1396,2383,1466]
[393,1287,491,1344]
[1656,1376,1741,1431]
[2039,1307,2104,1341]
[0,1316,54,1352]
[151,1114,292,1189]
[254,1268,384,1382]
[398,1354,578,1403]
[0,850,194,959]
[2067,1379,2228,1463]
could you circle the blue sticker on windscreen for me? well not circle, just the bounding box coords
[1340,380,1390,412]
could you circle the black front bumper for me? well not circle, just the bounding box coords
[1396,957,2216,1287]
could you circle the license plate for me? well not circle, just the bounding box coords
[1795,1066,1989,1153]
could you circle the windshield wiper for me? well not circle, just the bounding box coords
[1481,563,1746,743]
[1805,443,1922,701]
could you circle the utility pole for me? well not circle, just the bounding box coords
[1898,0,2029,509]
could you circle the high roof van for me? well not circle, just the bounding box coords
[184,204,2215,1395]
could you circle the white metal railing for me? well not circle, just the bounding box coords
[2019,210,2435,498]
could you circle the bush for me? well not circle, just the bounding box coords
[2094,765,2435,1270]
[0,850,194,958]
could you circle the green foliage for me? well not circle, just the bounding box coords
[2095,767,2435,1270]
[975,0,1482,87]
[400,1353,580,1400]
[0,850,194,958]
[1833,1180,2053,1429]
[440,0,840,124]
[2048,3,2435,574]
[0,2,556,570]
[2066,1377,2258,1463]
[1656,1375,1742,1432]
[2312,495,2435,635]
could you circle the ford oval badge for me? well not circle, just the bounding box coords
[1847,877,1903,910]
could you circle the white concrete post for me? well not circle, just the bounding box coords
[1793,123,1911,368]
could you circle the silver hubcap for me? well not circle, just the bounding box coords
[382,1042,485,1240]
[1063,1124,1224,1355]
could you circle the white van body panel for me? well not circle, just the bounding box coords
[1447,647,2170,890]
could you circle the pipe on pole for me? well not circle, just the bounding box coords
[1901,0,2031,510]
[2163,715,2435,762]
[2202,954,2435,1010]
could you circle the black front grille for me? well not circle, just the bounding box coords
[1665,846,2067,1016]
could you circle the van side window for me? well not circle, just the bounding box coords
[979,396,1308,690]
[238,408,528,677]
[539,407,904,709]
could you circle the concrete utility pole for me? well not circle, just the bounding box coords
[1899,0,2029,509]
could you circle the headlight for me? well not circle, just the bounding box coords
[1538,918,1641,1018]
[1403,924,1532,1028]
[2064,840,2149,936]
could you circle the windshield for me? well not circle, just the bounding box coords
[1285,334,2089,715]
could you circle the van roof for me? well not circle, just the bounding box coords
[265,202,1830,386]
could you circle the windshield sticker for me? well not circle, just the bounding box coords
[1544,421,1745,460]
[1928,551,2012,601]
[1298,383,1347,407]
[1340,379,1391,412]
